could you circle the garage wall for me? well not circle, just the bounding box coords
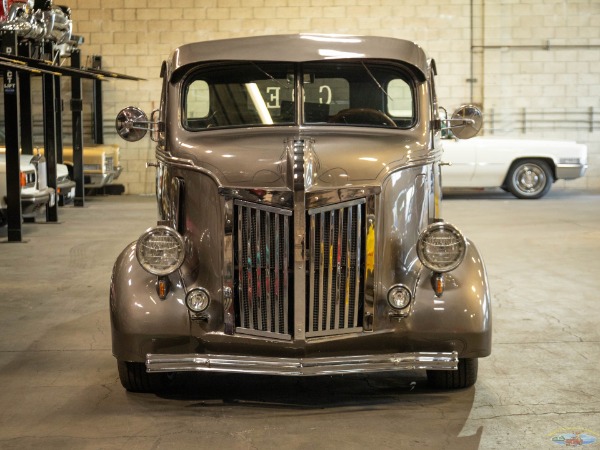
[37,1,600,192]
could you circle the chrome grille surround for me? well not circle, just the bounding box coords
[307,199,365,337]
[235,200,292,340]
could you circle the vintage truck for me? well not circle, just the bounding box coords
[111,34,492,393]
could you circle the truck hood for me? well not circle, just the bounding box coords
[171,126,431,191]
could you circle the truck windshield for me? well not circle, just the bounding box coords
[183,60,415,130]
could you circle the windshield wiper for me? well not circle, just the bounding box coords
[362,62,394,101]
[250,62,291,89]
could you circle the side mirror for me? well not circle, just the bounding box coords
[115,106,149,142]
[449,105,483,140]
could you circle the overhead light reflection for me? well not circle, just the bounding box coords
[319,49,366,59]
[301,35,362,43]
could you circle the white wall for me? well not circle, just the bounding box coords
[32,0,600,192]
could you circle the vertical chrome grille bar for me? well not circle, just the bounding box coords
[334,207,344,329]
[265,212,272,332]
[255,209,263,330]
[283,214,290,334]
[245,206,255,329]
[326,210,335,330]
[344,205,353,329]
[318,212,325,332]
[237,205,246,328]
[273,213,281,333]
[353,204,363,328]
[309,213,316,332]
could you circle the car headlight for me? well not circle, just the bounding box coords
[136,226,185,276]
[417,222,466,273]
[186,288,210,312]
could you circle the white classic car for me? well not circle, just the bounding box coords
[441,136,588,199]
[0,153,56,225]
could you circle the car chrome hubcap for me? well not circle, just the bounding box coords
[516,165,545,194]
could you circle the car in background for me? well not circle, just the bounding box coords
[62,144,122,188]
[0,129,122,190]
[0,145,75,205]
[0,153,56,225]
[441,136,588,199]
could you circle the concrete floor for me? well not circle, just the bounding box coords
[0,189,599,450]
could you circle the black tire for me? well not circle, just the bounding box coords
[427,358,478,389]
[506,159,553,199]
[117,360,174,393]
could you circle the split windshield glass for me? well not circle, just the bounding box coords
[183,60,415,131]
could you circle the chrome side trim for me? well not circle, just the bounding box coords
[157,148,223,187]
[146,351,459,375]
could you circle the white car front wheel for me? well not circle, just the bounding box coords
[506,159,553,199]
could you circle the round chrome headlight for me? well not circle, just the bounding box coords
[417,222,466,273]
[388,285,412,310]
[136,226,185,276]
[186,288,210,312]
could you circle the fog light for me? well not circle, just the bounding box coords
[388,285,412,310]
[186,288,210,312]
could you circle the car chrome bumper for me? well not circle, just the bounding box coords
[86,166,122,188]
[57,180,76,195]
[556,163,587,180]
[146,351,459,376]
[21,187,55,215]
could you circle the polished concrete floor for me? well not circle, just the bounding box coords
[0,188,599,450]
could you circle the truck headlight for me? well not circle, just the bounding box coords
[417,222,466,273]
[136,226,185,276]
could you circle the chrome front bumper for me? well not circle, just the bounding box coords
[86,166,123,188]
[146,351,458,376]
[556,163,587,180]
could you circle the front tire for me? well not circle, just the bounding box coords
[506,159,553,199]
[117,360,174,393]
[427,358,478,389]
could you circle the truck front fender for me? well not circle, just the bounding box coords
[110,242,192,362]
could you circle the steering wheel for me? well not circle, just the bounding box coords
[328,108,397,127]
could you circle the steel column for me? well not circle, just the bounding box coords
[70,49,84,206]
[1,31,23,241]
[17,42,33,156]
[42,45,58,222]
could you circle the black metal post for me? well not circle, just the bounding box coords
[54,73,63,163]
[92,55,104,144]
[18,41,33,155]
[2,31,23,241]
[70,49,84,206]
[42,44,58,222]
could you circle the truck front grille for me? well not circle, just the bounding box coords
[307,199,365,336]
[235,200,291,338]
[233,198,365,340]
